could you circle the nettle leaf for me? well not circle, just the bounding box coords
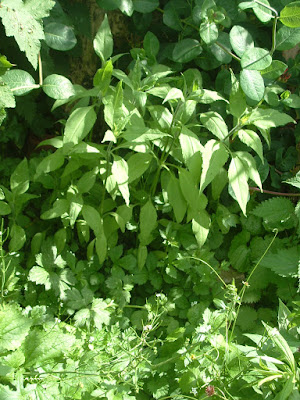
[10,158,29,195]
[261,60,288,80]
[229,25,254,57]
[200,21,218,44]
[172,39,202,63]
[247,109,295,129]
[44,22,77,51]
[112,155,130,205]
[280,1,300,28]
[276,26,300,50]
[0,304,32,352]
[0,0,54,68]
[228,153,249,215]
[63,106,97,145]
[139,199,157,245]
[200,139,228,192]
[240,69,265,102]
[2,69,38,96]
[200,111,228,141]
[238,129,264,162]
[241,47,272,71]
[24,0,55,19]
[93,14,113,63]
[0,79,16,108]
[132,0,159,13]
[43,74,75,99]
[260,247,299,278]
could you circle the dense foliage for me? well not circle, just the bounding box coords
[0,0,300,398]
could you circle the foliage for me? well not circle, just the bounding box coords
[0,0,300,399]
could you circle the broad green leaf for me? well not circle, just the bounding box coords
[192,210,210,248]
[280,1,300,28]
[147,105,173,131]
[263,322,296,374]
[77,169,97,193]
[228,153,249,215]
[200,140,229,192]
[163,88,184,103]
[276,26,300,50]
[229,25,254,57]
[137,244,147,269]
[241,48,272,71]
[190,89,228,104]
[127,153,152,183]
[200,21,218,44]
[9,224,26,252]
[237,151,262,190]
[274,376,295,400]
[210,32,232,64]
[93,60,113,95]
[43,74,75,99]
[166,173,187,223]
[82,205,102,236]
[240,69,265,102]
[24,0,55,19]
[247,109,295,129]
[54,228,67,254]
[260,60,288,80]
[44,22,77,51]
[172,39,202,63]
[41,199,69,219]
[103,81,124,133]
[132,0,159,13]
[230,72,247,118]
[200,111,228,141]
[28,265,50,287]
[211,168,228,200]
[2,69,37,96]
[179,126,203,165]
[69,194,83,227]
[0,80,15,108]
[120,0,134,16]
[112,155,130,205]
[253,0,273,23]
[0,305,31,351]
[10,158,29,195]
[0,384,22,399]
[96,233,107,264]
[144,31,160,59]
[35,149,65,177]
[93,14,113,63]
[238,129,264,162]
[63,106,97,145]
[139,200,157,245]
[282,93,300,108]
[0,0,52,68]
[179,168,199,213]
[0,201,11,215]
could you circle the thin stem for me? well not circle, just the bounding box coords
[249,187,300,197]
[215,42,241,62]
[253,0,278,17]
[38,52,43,86]
[270,16,278,55]
[183,256,227,287]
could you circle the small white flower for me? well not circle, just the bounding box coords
[156,293,162,298]
[143,324,153,331]
[191,387,198,396]
[88,344,94,351]
[89,336,95,343]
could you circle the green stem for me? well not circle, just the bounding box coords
[183,256,227,287]
[249,187,300,197]
[253,0,278,17]
[215,42,241,62]
[100,141,113,213]
[270,16,278,55]
[38,52,43,86]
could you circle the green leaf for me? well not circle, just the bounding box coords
[40,199,69,219]
[2,69,37,96]
[93,14,113,63]
[210,32,232,64]
[77,169,97,194]
[282,93,300,108]
[0,304,31,351]
[9,224,26,251]
[247,109,295,129]
[44,22,77,51]
[240,69,265,102]
[229,25,254,57]
[0,201,11,215]
[228,153,249,215]
[144,31,160,59]
[127,153,152,183]
[200,21,218,45]
[112,156,130,205]
[241,47,272,71]
[237,151,262,190]
[63,106,97,145]
[260,60,288,80]
[200,111,228,141]
[260,247,299,278]
[69,194,83,227]
[93,60,113,95]
[0,79,16,108]
[28,265,50,287]
[200,139,229,192]
[24,0,55,19]
[35,150,65,177]
[82,205,102,236]
[229,72,247,118]
[120,0,134,16]
[165,173,187,223]
[0,0,51,68]
[253,0,273,23]
[43,74,75,99]
[163,88,184,103]
[0,384,22,400]
[192,210,210,248]
[280,1,300,28]
[172,39,202,63]
[96,0,121,10]
[179,126,203,166]
[132,0,159,13]
[10,158,29,195]
[179,168,200,214]
[96,233,107,264]
[137,244,147,269]
[238,129,264,162]
[276,26,300,50]
[139,200,157,245]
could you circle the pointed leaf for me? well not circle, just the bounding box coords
[112,155,130,205]
[166,174,187,223]
[200,111,228,141]
[238,129,264,162]
[63,106,97,145]
[93,14,113,62]
[228,153,249,215]
[139,200,157,245]
[10,158,29,195]
[192,210,210,248]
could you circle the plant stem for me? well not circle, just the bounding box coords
[270,16,278,55]
[38,52,43,86]
[215,42,241,62]
[249,186,300,197]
